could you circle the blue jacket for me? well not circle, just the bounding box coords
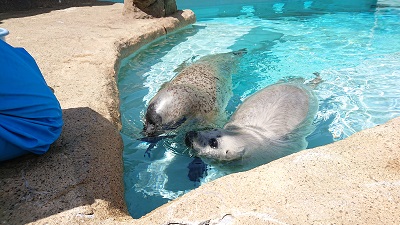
[0,40,63,161]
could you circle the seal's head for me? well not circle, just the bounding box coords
[143,89,188,137]
[143,102,163,136]
[185,128,246,163]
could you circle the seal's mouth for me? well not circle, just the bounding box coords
[143,122,162,137]
[143,112,187,137]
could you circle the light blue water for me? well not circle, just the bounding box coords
[118,1,400,218]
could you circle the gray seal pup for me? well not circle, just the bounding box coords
[185,82,318,172]
[143,49,246,137]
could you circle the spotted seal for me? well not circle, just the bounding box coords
[185,82,318,171]
[143,49,246,137]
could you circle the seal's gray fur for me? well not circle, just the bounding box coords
[144,50,246,136]
[186,83,318,172]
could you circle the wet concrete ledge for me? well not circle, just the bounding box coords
[1,3,400,225]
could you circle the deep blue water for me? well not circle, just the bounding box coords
[118,0,400,218]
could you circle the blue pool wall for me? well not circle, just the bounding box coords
[177,0,378,19]
[100,0,378,17]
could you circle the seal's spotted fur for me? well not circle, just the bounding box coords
[143,50,246,136]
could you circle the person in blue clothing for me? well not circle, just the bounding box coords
[0,40,63,161]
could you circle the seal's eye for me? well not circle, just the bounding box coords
[208,138,218,149]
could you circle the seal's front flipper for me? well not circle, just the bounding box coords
[138,135,176,157]
[144,142,156,158]
[307,72,323,89]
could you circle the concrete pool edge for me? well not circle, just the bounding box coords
[0,4,195,224]
[137,116,400,224]
[1,2,400,224]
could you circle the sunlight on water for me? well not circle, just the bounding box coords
[118,1,400,218]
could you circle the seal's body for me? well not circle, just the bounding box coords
[185,83,318,172]
[143,50,246,137]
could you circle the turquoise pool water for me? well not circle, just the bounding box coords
[118,0,400,218]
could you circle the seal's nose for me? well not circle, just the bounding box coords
[143,123,156,137]
[144,104,163,136]
[185,131,198,148]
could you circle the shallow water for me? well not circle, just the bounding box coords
[118,1,400,218]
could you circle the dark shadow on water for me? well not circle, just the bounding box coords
[0,107,125,224]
